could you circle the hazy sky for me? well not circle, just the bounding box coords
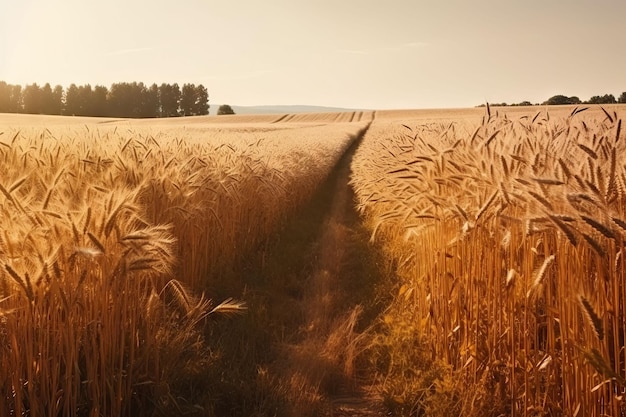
[1,0,625,109]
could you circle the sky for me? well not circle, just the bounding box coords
[1,0,625,110]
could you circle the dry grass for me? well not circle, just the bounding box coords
[0,114,370,416]
[8,102,626,415]
[351,104,626,416]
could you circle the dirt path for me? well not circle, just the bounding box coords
[269,122,386,416]
[208,122,388,416]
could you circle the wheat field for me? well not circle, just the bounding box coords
[0,112,370,416]
[2,105,626,416]
[351,104,626,416]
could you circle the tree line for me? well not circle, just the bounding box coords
[542,92,626,106]
[480,91,626,107]
[0,81,209,118]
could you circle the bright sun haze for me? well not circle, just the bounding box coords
[1,0,625,109]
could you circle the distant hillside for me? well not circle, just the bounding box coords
[211,104,365,115]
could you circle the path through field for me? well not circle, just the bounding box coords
[210,121,389,416]
[278,122,385,416]
[266,122,386,416]
[318,136,388,417]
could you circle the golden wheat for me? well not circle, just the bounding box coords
[351,105,626,416]
[0,116,368,416]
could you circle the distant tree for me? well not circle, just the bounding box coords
[180,83,209,116]
[180,83,197,116]
[52,85,64,114]
[159,83,181,117]
[0,81,11,113]
[107,83,125,117]
[217,104,235,115]
[544,95,577,105]
[518,101,532,106]
[587,94,617,104]
[108,82,131,117]
[40,83,55,114]
[108,82,148,117]
[23,83,43,114]
[92,85,109,116]
[40,84,64,115]
[10,85,22,112]
[132,82,148,117]
[0,80,210,118]
[76,84,93,116]
[35,83,63,115]
[619,92,626,104]
[194,84,209,115]
[64,84,80,115]
[141,83,160,118]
